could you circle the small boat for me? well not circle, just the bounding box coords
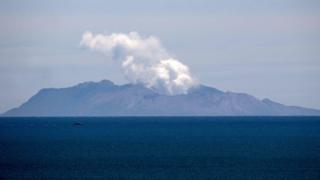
[73,122,83,126]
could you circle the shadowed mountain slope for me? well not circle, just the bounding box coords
[3,80,320,116]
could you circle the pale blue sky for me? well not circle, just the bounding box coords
[0,0,320,112]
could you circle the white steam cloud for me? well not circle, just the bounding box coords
[80,31,198,95]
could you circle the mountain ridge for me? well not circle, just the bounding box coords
[3,80,320,116]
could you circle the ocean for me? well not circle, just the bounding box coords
[0,117,319,179]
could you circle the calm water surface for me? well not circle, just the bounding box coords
[0,117,320,179]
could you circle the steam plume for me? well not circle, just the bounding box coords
[80,31,198,95]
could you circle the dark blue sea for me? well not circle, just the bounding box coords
[0,117,320,179]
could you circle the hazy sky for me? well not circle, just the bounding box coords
[1,0,320,112]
